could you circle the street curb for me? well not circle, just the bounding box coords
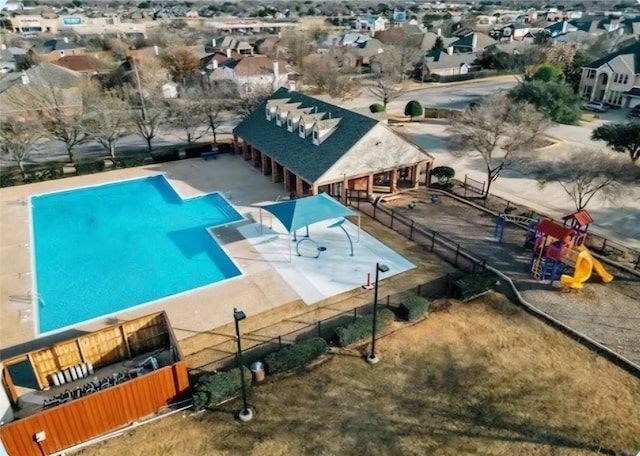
[401,74,522,92]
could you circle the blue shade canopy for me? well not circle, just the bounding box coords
[262,193,357,233]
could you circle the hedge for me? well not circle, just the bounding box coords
[399,296,430,321]
[25,164,64,183]
[192,366,252,411]
[453,272,497,301]
[75,159,105,175]
[151,149,180,163]
[335,308,394,347]
[0,172,16,188]
[264,337,327,374]
[113,155,152,168]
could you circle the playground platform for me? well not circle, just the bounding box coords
[378,190,640,369]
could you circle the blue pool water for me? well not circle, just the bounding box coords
[31,175,243,333]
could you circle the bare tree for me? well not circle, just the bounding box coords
[518,148,637,210]
[130,102,165,152]
[447,94,549,199]
[368,78,403,108]
[232,86,273,118]
[280,29,313,68]
[0,119,44,180]
[302,54,353,97]
[168,100,209,143]
[373,29,422,82]
[136,55,172,98]
[82,95,131,159]
[160,46,201,84]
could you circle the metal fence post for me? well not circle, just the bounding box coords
[278,335,282,349]
[390,210,394,229]
[409,220,414,240]
[482,259,486,272]
[431,231,436,252]
[455,244,460,265]
[602,238,608,251]
[317,321,321,337]
[635,254,640,270]
[353,307,357,322]
[373,204,377,219]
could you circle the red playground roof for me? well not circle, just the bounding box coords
[562,210,593,227]
[536,219,574,241]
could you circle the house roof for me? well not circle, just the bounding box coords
[562,210,593,227]
[32,39,85,54]
[536,219,574,241]
[232,56,288,77]
[233,88,379,183]
[450,32,496,51]
[625,87,640,97]
[351,38,383,58]
[420,32,455,51]
[0,62,81,94]
[584,41,640,73]
[54,55,111,73]
[425,50,479,69]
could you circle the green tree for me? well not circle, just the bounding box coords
[431,36,445,53]
[509,80,583,125]
[404,100,423,120]
[565,50,590,94]
[591,122,640,162]
[531,63,563,82]
[479,49,526,72]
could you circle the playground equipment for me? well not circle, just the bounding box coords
[525,210,613,288]
[493,213,538,244]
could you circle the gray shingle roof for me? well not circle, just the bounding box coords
[585,41,640,73]
[233,88,378,183]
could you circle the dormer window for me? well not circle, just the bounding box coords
[312,129,319,145]
[265,105,271,120]
[299,123,305,138]
[276,111,282,126]
[287,116,292,131]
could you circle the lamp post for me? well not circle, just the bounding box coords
[368,263,389,364]
[233,308,253,422]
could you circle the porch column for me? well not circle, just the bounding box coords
[311,184,318,195]
[411,164,419,188]
[251,147,258,168]
[261,154,268,175]
[367,174,374,197]
[271,161,280,183]
[284,167,291,192]
[390,168,398,193]
[424,161,433,186]
[342,175,349,204]
[295,175,304,197]
[233,133,239,154]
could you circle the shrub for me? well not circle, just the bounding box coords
[335,308,394,347]
[264,337,327,374]
[369,103,386,113]
[75,159,105,175]
[400,295,430,321]
[0,172,16,188]
[453,272,497,302]
[113,155,152,168]
[43,164,64,180]
[431,166,455,185]
[151,149,180,163]
[192,366,252,411]
[404,100,423,120]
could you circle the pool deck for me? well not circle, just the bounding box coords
[0,155,435,359]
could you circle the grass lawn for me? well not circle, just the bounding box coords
[78,293,640,456]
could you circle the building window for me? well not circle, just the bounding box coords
[299,123,305,138]
[582,85,592,96]
[287,116,292,130]
[613,73,618,83]
[265,106,271,120]
[623,74,629,84]
[587,69,596,79]
[312,129,319,144]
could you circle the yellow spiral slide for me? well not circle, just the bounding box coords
[560,245,614,289]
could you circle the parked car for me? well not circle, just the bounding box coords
[628,106,640,118]
[583,101,610,113]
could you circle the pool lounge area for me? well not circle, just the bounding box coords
[0,155,418,354]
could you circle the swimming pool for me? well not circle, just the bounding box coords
[31,175,243,334]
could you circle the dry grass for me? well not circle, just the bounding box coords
[78,293,640,456]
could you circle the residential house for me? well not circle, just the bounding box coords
[211,36,254,55]
[422,48,481,77]
[29,38,86,63]
[449,32,496,53]
[201,50,243,72]
[569,16,625,35]
[233,88,434,201]
[579,41,640,108]
[490,23,532,42]
[0,63,83,118]
[346,38,384,69]
[544,20,579,40]
[546,8,583,21]
[419,32,455,52]
[354,15,390,34]
[255,35,284,56]
[53,55,112,76]
[0,46,28,73]
[209,56,291,95]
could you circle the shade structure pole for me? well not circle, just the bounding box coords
[358,215,361,242]
[289,231,292,262]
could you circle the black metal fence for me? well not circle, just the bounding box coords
[189,276,452,375]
